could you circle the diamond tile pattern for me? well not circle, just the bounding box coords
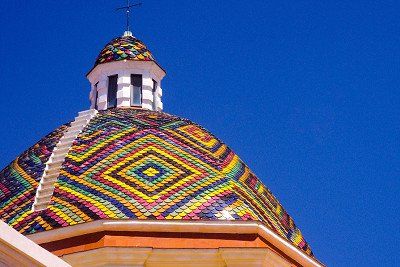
[0,109,312,256]
[94,35,155,67]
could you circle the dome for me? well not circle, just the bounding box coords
[0,108,313,256]
[93,35,156,67]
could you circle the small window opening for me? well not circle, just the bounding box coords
[94,82,99,110]
[152,79,158,111]
[131,74,142,106]
[107,75,118,108]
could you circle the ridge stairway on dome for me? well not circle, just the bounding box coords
[32,109,98,211]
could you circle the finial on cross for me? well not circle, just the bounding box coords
[116,0,142,35]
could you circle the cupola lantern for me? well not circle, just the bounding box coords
[87,31,166,111]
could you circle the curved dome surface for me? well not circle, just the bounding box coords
[0,109,312,255]
[94,35,156,67]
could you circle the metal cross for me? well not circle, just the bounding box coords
[116,0,142,33]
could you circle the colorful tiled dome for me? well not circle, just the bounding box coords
[0,109,313,256]
[94,35,156,67]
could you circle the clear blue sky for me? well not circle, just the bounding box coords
[0,1,399,266]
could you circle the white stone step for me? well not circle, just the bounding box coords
[64,130,82,138]
[32,204,48,211]
[63,129,81,136]
[72,121,90,127]
[52,153,68,162]
[67,125,85,133]
[59,135,77,144]
[70,119,90,127]
[42,179,58,187]
[61,135,79,141]
[54,146,71,154]
[42,172,59,180]
[78,109,97,116]
[76,113,94,120]
[45,168,60,176]
[50,158,65,164]
[47,161,64,169]
[36,192,53,201]
[39,187,54,195]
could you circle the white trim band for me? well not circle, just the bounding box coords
[0,220,70,267]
